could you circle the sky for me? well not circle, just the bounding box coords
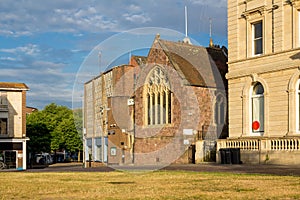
[0,0,227,109]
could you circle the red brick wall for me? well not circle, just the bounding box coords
[130,42,215,164]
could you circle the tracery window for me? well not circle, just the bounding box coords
[215,94,225,125]
[145,67,171,126]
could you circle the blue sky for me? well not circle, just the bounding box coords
[0,0,227,109]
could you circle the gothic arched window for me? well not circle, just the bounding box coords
[145,67,171,126]
[215,94,225,125]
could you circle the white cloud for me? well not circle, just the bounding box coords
[189,0,226,7]
[128,4,142,12]
[0,44,40,56]
[17,44,40,55]
[0,0,227,36]
[0,66,76,108]
[123,13,151,24]
[51,7,118,32]
[32,61,66,69]
[0,57,16,61]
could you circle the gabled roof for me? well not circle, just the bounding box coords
[0,82,29,91]
[131,55,147,66]
[153,37,227,88]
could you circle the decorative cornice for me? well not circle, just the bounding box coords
[241,5,266,19]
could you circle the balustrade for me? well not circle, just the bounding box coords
[218,137,300,151]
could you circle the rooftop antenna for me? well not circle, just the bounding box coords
[98,51,101,74]
[209,18,212,38]
[183,6,192,44]
[185,6,188,38]
[129,51,131,64]
[209,17,214,47]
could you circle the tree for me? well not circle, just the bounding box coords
[26,103,83,156]
[52,116,82,153]
[27,123,51,154]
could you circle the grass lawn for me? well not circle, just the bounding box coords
[0,170,299,199]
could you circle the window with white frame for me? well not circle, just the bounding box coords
[145,67,171,126]
[253,21,263,55]
[296,80,300,132]
[251,82,264,134]
[298,11,300,48]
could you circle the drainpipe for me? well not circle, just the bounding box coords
[272,0,275,53]
[288,0,294,48]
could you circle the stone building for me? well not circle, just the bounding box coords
[84,64,137,166]
[83,35,228,166]
[0,82,29,170]
[218,0,300,165]
[132,35,228,165]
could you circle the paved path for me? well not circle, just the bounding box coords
[163,164,300,176]
[26,162,300,176]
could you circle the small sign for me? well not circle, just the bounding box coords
[110,147,117,156]
[127,98,134,105]
[183,139,190,145]
[183,129,193,135]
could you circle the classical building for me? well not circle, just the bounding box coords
[84,35,228,167]
[217,0,300,165]
[0,82,29,170]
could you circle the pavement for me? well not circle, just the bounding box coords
[25,162,300,176]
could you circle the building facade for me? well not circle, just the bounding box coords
[0,82,29,170]
[84,65,136,167]
[84,35,228,166]
[218,0,300,165]
[132,35,228,165]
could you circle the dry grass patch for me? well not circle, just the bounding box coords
[0,171,299,199]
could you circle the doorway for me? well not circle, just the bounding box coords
[188,144,195,164]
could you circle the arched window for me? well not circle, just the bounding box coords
[145,67,171,126]
[251,82,264,134]
[214,94,225,125]
[296,80,300,132]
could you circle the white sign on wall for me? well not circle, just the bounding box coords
[183,139,190,145]
[127,99,134,105]
[183,129,193,135]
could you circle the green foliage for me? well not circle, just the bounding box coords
[26,103,83,153]
[27,123,51,154]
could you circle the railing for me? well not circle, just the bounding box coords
[224,139,260,151]
[218,137,300,151]
[270,138,300,151]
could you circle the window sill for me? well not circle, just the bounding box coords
[0,135,9,138]
[250,132,264,137]
[146,124,172,128]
